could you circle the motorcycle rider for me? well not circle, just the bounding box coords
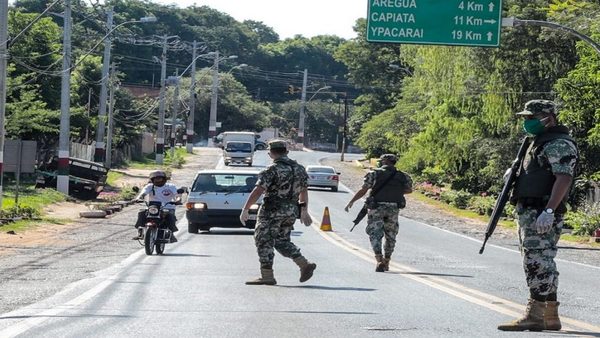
[133,170,181,242]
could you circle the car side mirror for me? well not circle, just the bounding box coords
[337,172,341,175]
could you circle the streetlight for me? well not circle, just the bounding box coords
[208,52,238,146]
[94,10,156,163]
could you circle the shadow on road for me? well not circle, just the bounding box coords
[388,271,474,278]
[276,310,376,315]
[277,285,376,291]
[308,187,349,194]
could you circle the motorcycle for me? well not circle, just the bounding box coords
[137,200,180,255]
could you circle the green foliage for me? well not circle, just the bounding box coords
[468,195,496,216]
[420,166,445,186]
[440,190,472,209]
[164,148,187,169]
[0,205,41,219]
[564,203,600,236]
[414,182,442,200]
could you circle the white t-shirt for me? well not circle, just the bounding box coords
[140,183,179,210]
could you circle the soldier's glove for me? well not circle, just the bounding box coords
[300,208,312,227]
[535,210,555,234]
[344,202,353,212]
[239,209,250,226]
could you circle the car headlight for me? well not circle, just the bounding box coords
[186,202,207,210]
[249,204,260,211]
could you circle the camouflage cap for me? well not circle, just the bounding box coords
[379,154,398,163]
[516,100,557,116]
[268,139,287,150]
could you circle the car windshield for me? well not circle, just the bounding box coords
[307,167,335,174]
[192,173,258,193]
[225,142,252,152]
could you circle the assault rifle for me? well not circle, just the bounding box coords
[350,202,369,232]
[479,137,531,254]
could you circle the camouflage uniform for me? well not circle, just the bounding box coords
[363,165,413,258]
[254,155,308,268]
[517,137,577,297]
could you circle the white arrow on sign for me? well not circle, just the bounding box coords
[487,32,493,41]
[484,19,497,24]
[488,2,494,12]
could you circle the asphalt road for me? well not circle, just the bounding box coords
[1,150,599,337]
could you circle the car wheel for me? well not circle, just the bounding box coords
[331,186,338,192]
[248,162,253,167]
[255,144,265,150]
[224,161,230,166]
[188,223,199,234]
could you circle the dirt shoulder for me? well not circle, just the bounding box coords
[322,157,600,267]
[0,148,221,314]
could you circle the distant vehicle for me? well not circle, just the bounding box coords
[36,157,109,199]
[255,140,267,150]
[306,165,340,192]
[186,169,262,233]
[222,131,256,166]
[214,132,267,151]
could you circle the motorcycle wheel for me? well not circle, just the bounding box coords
[144,228,156,255]
[156,242,165,255]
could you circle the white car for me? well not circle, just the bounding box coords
[306,165,340,192]
[186,170,262,233]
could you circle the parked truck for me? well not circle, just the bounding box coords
[221,131,256,166]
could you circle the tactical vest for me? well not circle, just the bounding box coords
[371,167,408,207]
[514,126,576,212]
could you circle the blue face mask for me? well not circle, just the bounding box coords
[523,118,545,135]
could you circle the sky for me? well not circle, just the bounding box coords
[151,0,368,40]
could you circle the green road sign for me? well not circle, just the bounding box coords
[367,0,503,47]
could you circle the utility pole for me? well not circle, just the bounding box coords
[57,0,72,194]
[156,35,168,164]
[341,93,348,162]
[105,63,115,168]
[208,51,219,145]
[298,69,308,146]
[170,68,179,159]
[0,0,8,208]
[94,8,113,163]
[186,40,197,154]
[85,87,92,144]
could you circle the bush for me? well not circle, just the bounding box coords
[564,203,600,236]
[421,166,445,186]
[0,204,41,219]
[440,190,472,209]
[468,195,496,216]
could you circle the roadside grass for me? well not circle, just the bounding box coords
[2,187,67,210]
[124,148,189,169]
[1,187,69,233]
[1,217,69,233]
[106,171,124,186]
[410,191,516,229]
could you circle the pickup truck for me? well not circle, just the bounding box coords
[36,157,109,200]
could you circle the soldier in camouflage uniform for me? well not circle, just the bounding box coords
[240,140,316,285]
[498,100,578,332]
[344,154,413,272]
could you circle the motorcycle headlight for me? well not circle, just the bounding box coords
[148,205,160,215]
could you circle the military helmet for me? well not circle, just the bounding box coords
[149,170,167,180]
[516,100,557,116]
[268,139,287,150]
[379,154,398,163]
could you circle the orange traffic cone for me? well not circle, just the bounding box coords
[320,207,332,231]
